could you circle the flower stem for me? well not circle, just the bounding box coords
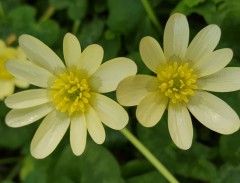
[40,6,55,21]
[72,20,81,34]
[140,0,163,34]
[121,128,179,183]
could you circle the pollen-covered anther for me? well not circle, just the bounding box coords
[157,62,198,104]
[51,72,91,116]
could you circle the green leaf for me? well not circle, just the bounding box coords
[49,0,71,9]
[107,0,145,34]
[23,170,47,183]
[67,0,87,21]
[213,164,240,183]
[126,171,168,183]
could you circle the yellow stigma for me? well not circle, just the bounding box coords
[157,62,198,104]
[51,72,91,116]
[0,55,14,80]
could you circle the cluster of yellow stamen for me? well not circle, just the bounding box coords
[157,62,198,103]
[51,72,91,116]
[0,55,14,80]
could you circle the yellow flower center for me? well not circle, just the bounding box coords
[0,55,14,80]
[51,72,91,116]
[157,62,198,103]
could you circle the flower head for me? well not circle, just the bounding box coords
[117,13,240,150]
[5,33,137,159]
[0,40,29,99]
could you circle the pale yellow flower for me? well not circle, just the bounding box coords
[0,40,29,99]
[4,33,137,159]
[117,13,240,150]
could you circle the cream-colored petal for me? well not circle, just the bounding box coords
[89,57,137,93]
[19,34,66,75]
[136,92,168,127]
[6,60,55,88]
[185,25,221,63]
[164,13,189,61]
[14,79,29,88]
[77,44,103,77]
[63,33,81,70]
[195,48,233,77]
[187,90,240,134]
[197,67,240,92]
[139,36,166,73]
[90,93,128,130]
[70,113,87,156]
[116,75,159,106]
[31,111,70,159]
[0,79,14,100]
[86,105,105,144]
[5,89,50,109]
[5,103,54,127]
[168,102,193,150]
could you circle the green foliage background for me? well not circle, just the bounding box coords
[1,0,240,182]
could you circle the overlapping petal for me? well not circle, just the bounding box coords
[116,75,159,106]
[89,57,137,93]
[164,13,189,61]
[168,102,193,150]
[187,91,240,134]
[136,92,169,127]
[31,111,70,159]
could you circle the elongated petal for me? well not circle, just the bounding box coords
[6,60,55,88]
[116,75,159,106]
[5,103,54,127]
[168,102,193,150]
[31,111,70,159]
[63,33,81,69]
[197,67,240,92]
[70,113,87,156]
[136,92,168,127]
[90,93,128,130]
[19,35,65,75]
[86,106,105,144]
[195,48,233,77]
[77,44,103,77]
[140,36,166,73]
[89,57,137,93]
[5,89,50,109]
[0,79,14,100]
[14,79,29,88]
[187,91,240,134]
[185,25,221,63]
[164,13,189,61]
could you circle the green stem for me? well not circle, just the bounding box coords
[0,0,5,19]
[6,159,22,180]
[40,6,55,21]
[72,20,81,34]
[121,128,179,183]
[0,157,20,165]
[140,0,163,34]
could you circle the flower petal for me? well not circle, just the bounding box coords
[140,36,166,73]
[136,92,168,127]
[31,111,70,159]
[168,102,193,150]
[5,89,50,109]
[187,90,240,134]
[197,67,240,92]
[164,13,189,61]
[6,60,55,88]
[86,105,105,144]
[89,57,137,93]
[90,93,128,130]
[63,33,81,70]
[185,25,221,63]
[0,79,14,100]
[195,48,233,77]
[116,75,159,106]
[5,103,54,127]
[19,34,65,75]
[77,44,103,77]
[70,113,87,156]
[14,79,29,88]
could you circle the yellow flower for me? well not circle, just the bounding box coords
[117,13,240,150]
[0,40,29,99]
[4,33,137,159]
